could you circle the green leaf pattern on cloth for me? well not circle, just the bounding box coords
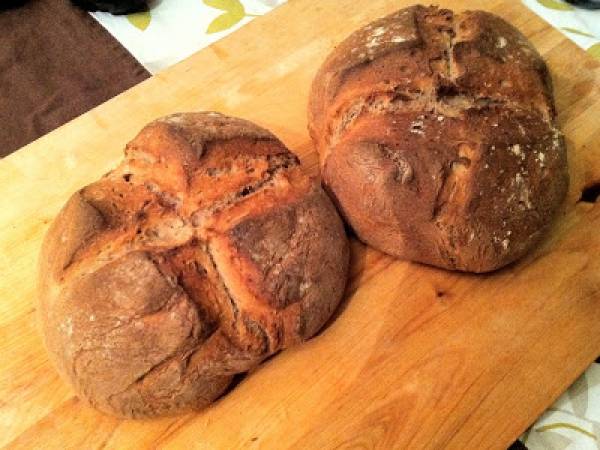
[206,10,245,33]
[204,0,245,11]
[204,0,259,34]
[524,365,600,449]
[536,423,597,441]
[536,0,575,11]
[588,43,600,61]
[125,0,266,34]
[525,0,600,66]
[562,27,597,39]
[127,11,152,31]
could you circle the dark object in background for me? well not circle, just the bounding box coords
[0,0,149,157]
[70,0,147,14]
[565,0,600,9]
[0,0,28,10]
[508,440,528,450]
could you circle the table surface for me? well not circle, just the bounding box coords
[1,0,600,448]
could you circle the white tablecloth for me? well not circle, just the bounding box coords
[523,0,600,60]
[91,0,599,74]
[91,0,287,74]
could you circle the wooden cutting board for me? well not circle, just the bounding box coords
[1,0,599,448]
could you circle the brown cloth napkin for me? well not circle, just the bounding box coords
[0,0,149,157]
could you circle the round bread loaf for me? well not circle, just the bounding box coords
[308,5,568,272]
[38,112,349,418]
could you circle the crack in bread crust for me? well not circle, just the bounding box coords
[328,91,553,150]
[61,148,300,285]
[324,9,553,152]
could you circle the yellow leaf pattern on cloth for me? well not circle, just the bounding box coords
[562,27,596,39]
[536,423,597,440]
[204,0,244,12]
[127,11,151,31]
[536,0,575,10]
[204,0,258,34]
[207,11,246,33]
[588,43,600,61]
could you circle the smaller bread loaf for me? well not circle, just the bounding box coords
[308,5,568,272]
[38,112,349,418]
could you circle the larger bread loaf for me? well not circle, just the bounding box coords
[38,112,349,418]
[309,5,568,272]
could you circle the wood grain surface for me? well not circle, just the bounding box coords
[1,1,599,448]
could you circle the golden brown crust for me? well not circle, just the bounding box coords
[38,112,349,418]
[308,6,568,272]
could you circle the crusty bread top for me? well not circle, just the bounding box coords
[307,6,567,272]
[38,112,348,417]
[309,5,555,162]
